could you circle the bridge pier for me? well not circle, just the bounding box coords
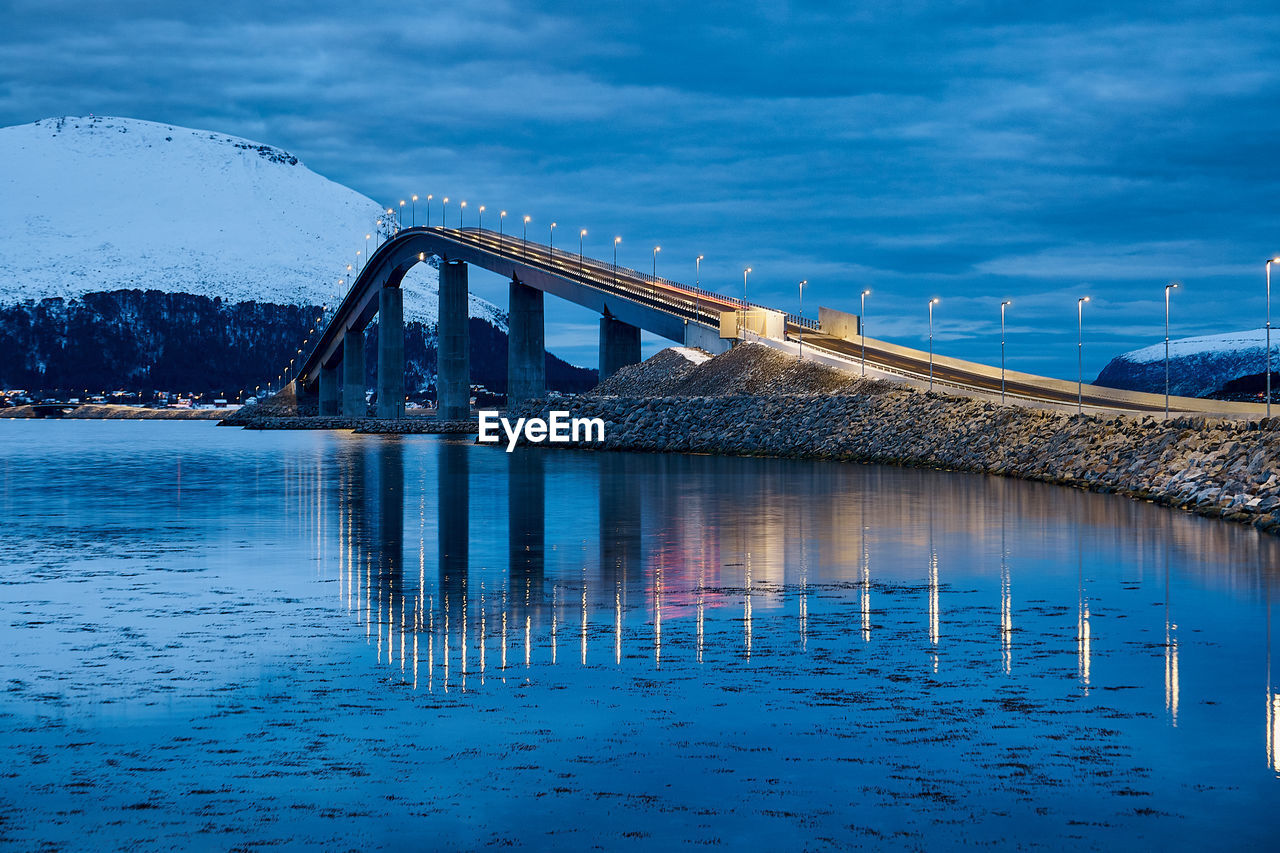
[600,313,641,381]
[377,286,405,419]
[342,329,366,417]
[438,261,471,420]
[507,277,545,405]
[319,363,339,415]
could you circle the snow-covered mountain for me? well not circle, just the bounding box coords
[1094,329,1274,398]
[0,115,504,328]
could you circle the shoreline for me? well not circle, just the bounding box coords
[503,392,1280,536]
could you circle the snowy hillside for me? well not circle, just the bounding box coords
[0,115,504,328]
[1094,328,1273,398]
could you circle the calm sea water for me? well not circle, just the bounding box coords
[1,420,1278,850]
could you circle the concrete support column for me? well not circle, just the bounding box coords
[319,363,339,415]
[377,286,405,419]
[341,329,366,417]
[599,313,641,381]
[438,261,471,420]
[507,278,545,405]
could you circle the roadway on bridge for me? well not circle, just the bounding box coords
[435,226,1171,413]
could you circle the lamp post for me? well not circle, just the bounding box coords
[742,268,752,340]
[399,200,406,228]
[426,194,433,227]
[695,254,704,323]
[1164,282,1179,419]
[861,289,871,377]
[355,250,362,273]
[523,215,531,258]
[499,210,506,254]
[1268,258,1280,415]
[442,197,449,228]
[928,298,940,391]
[1077,296,1091,416]
[798,280,808,359]
[613,236,622,286]
[478,205,485,232]
[652,246,661,282]
[364,234,370,264]
[411,195,418,227]
[579,229,587,278]
[550,222,557,257]
[459,200,466,228]
[997,300,1012,404]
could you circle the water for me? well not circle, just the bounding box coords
[1,420,1278,850]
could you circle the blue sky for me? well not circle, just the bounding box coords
[4,0,1279,376]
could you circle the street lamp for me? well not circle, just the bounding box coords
[579,229,588,277]
[1000,300,1012,404]
[1077,296,1091,416]
[1267,258,1280,415]
[364,234,371,263]
[613,236,622,285]
[861,289,871,377]
[411,194,418,227]
[550,222,557,256]
[798,280,807,359]
[695,254,704,322]
[399,200,406,228]
[478,205,485,232]
[426,194,433,227]
[499,210,507,254]
[1164,282,1179,419]
[928,298,940,391]
[742,268,752,340]
[355,250,362,273]
[653,246,661,281]
[459,200,466,228]
[442,197,449,227]
[523,215,531,258]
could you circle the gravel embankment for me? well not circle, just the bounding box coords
[510,344,1280,535]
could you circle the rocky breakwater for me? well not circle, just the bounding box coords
[508,343,1280,535]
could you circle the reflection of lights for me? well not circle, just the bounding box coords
[1164,565,1179,726]
[928,548,939,646]
[581,582,588,666]
[1077,559,1091,693]
[1000,530,1012,675]
[744,555,753,660]
[551,585,558,665]
[616,584,623,666]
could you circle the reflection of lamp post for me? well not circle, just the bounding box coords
[1267,258,1280,415]
[1164,282,1179,419]
[928,297,940,390]
[1001,300,1012,404]
[798,279,807,359]
[861,289,871,377]
[1077,296,1091,416]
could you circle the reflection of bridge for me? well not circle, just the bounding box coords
[291,224,1266,417]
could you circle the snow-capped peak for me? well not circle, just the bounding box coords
[0,115,504,328]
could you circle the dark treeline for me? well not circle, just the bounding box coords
[0,289,596,398]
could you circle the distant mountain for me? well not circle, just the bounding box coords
[0,115,594,396]
[1094,329,1274,399]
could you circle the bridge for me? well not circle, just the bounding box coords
[293,223,1265,419]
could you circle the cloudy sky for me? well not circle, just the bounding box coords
[4,0,1279,376]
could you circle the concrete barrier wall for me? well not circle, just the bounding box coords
[719,309,786,340]
[818,306,860,339]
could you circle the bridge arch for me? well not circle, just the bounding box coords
[297,225,734,419]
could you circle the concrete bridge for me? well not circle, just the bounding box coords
[295,223,1266,420]
[295,225,765,419]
